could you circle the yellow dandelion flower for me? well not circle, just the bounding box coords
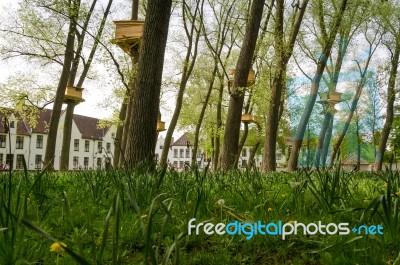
[288,220,295,225]
[268,208,273,212]
[50,242,66,252]
[140,214,148,219]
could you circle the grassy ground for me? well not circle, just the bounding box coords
[1,166,400,264]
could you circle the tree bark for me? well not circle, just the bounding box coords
[59,0,113,170]
[287,0,348,171]
[375,41,400,171]
[123,0,172,169]
[262,0,308,172]
[220,0,265,170]
[44,1,79,168]
[60,101,77,170]
[160,0,202,168]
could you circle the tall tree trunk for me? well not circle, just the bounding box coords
[44,1,78,168]
[213,80,224,171]
[190,64,218,168]
[114,0,139,168]
[124,0,172,169]
[321,116,333,168]
[60,101,77,170]
[160,0,202,168]
[287,0,348,171]
[375,41,400,171]
[59,0,113,171]
[220,0,265,170]
[262,0,308,172]
[314,112,332,168]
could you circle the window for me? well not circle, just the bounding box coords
[73,156,79,169]
[97,142,102,153]
[9,121,14,128]
[105,157,111,170]
[173,149,178,158]
[0,154,3,167]
[186,149,190,158]
[35,155,42,170]
[106,143,111,153]
[16,155,24,169]
[74,139,79,151]
[173,161,178,168]
[241,159,247,168]
[180,149,184,158]
[159,145,163,150]
[16,136,23,149]
[84,157,89,169]
[6,154,13,169]
[85,140,90,152]
[0,135,5,148]
[179,161,184,169]
[97,158,102,169]
[242,148,247,157]
[36,135,43,149]
[276,153,283,160]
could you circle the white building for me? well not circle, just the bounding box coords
[0,109,115,171]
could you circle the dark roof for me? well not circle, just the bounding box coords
[73,114,109,140]
[0,108,110,140]
[31,109,52,134]
[171,133,190,146]
[0,109,30,135]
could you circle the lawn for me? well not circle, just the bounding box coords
[1,166,400,264]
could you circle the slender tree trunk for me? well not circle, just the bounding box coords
[115,0,139,167]
[190,64,218,168]
[213,80,224,171]
[124,0,172,169]
[160,0,202,168]
[262,0,308,172]
[287,0,348,171]
[220,0,265,170]
[60,101,77,170]
[44,2,78,168]
[59,0,113,170]
[113,99,127,167]
[314,112,332,168]
[321,116,333,168]
[375,42,400,171]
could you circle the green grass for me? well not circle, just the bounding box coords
[1,166,400,264]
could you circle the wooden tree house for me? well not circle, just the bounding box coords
[112,20,145,54]
[156,120,166,132]
[228,69,256,87]
[241,113,255,123]
[64,86,84,103]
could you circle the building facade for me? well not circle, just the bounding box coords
[0,109,115,171]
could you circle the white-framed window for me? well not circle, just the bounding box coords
[85,140,90,152]
[242,148,247,157]
[173,149,178,158]
[180,149,184,158]
[35,155,42,170]
[16,154,24,169]
[0,135,6,148]
[186,149,190,158]
[74,139,79,151]
[84,157,89,169]
[36,135,43,149]
[73,156,79,169]
[97,142,103,153]
[16,136,24,149]
[97,158,102,169]
[106,142,111,153]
